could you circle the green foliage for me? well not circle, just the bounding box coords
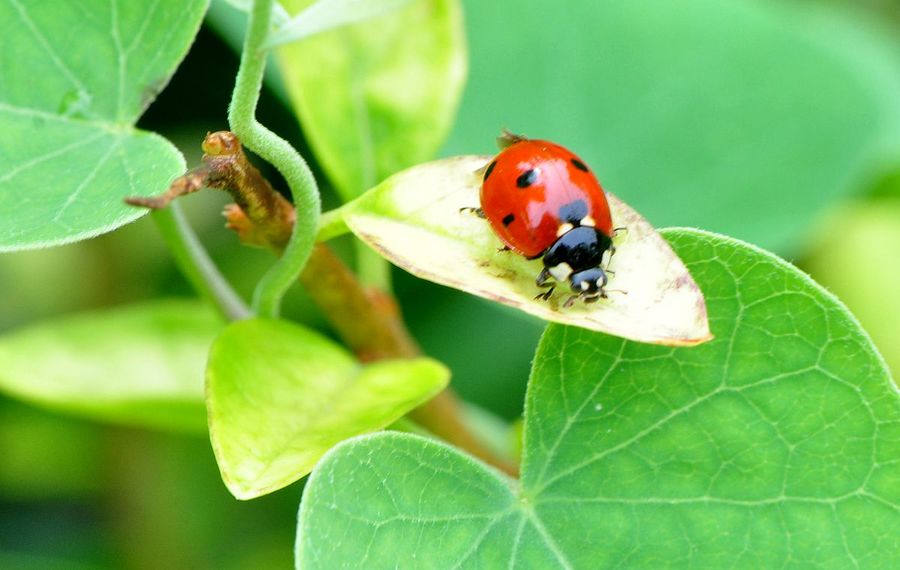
[277,0,466,201]
[0,0,208,251]
[3,0,900,567]
[296,228,900,568]
[207,318,449,499]
[0,300,222,432]
[447,0,900,253]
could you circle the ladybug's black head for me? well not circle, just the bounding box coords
[540,226,613,304]
[567,268,608,306]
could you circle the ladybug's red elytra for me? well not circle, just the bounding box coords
[477,132,617,306]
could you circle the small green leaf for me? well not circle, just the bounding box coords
[265,0,417,48]
[0,0,209,251]
[296,229,900,568]
[276,0,465,200]
[0,300,222,433]
[206,318,449,500]
[342,156,711,346]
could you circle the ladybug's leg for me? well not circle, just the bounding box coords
[535,267,553,287]
[534,268,555,301]
[605,244,617,264]
[459,207,486,219]
[535,288,555,301]
[497,245,511,253]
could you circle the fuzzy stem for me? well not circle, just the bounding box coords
[228,0,321,318]
[151,204,251,321]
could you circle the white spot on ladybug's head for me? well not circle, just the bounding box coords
[549,262,573,282]
[580,280,590,291]
[581,216,596,228]
[556,222,574,237]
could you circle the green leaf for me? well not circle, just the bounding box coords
[0,300,223,433]
[0,0,209,251]
[446,0,900,254]
[342,156,711,346]
[296,229,900,568]
[276,0,466,200]
[265,0,417,48]
[206,318,449,500]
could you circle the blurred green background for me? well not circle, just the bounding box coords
[2,0,900,567]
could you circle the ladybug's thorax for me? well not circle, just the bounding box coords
[542,226,612,283]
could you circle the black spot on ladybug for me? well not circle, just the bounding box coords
[516,168,538,188]
[557,199,588,224]
[502,213,515,227]
[483,160,496,181]
[571,158,589,172]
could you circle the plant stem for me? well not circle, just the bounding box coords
[355,241,393,291]
[151,204,251,321]
[228,0,321,318]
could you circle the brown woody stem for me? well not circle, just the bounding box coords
[128,132,518,477]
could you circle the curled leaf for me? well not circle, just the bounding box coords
[207,318,449,500]
[342,156,711,346]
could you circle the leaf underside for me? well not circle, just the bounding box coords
[344,156,711,346]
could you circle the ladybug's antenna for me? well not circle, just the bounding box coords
[497,129,528,149]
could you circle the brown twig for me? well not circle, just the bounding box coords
[128,132,518,477]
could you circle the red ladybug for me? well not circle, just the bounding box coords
[478,132,616,305]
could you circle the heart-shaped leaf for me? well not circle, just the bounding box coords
[276,0,465,200]
[0,300,222,433]
[207,318,449,500]
[341,156,711,346]
[0,0,208,251]
[296,228,900,567]
[445,0,900,254]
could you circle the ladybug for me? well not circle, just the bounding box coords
[476,132,616,306]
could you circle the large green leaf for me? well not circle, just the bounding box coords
[207,318,449,500]
[446,0,900,253]
[0,0,209,251]
[0,300,222,433]
[296,229,900,567]
[276,0,466,200]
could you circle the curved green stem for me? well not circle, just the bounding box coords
[228,0,321,318]
[151,204,251,321]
